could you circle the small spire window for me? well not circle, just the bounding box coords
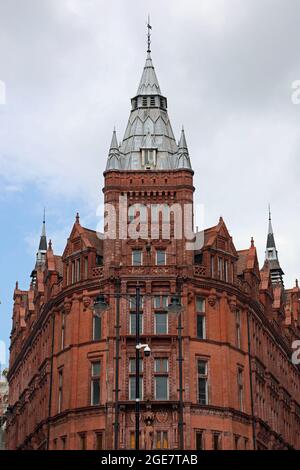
[141,148,157,169]
[142,97,148,107]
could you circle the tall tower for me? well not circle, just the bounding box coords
[103,24,194,270]
[102,23,195,449]
[265,206,284,285]
[31,211,47,285]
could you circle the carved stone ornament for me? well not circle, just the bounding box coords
[63,301,72,314]
[83,296,92,311]
[208,289,217,308]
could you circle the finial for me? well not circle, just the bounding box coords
[296,279,299,288]
[16,281,19,290]
[251,237,255,247]
[43,207,46,224]
[147,15,152,54]
[268,203,271,221]
[48,239,52,251]
[76,212,80,224]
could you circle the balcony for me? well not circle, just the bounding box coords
[194,265,207,277]
[92,266,104,279]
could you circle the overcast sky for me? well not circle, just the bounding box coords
[0,0,300,366]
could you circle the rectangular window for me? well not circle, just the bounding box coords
[91,361,100,406]
[76,258,81,282]
[66,263,69,286]
[154,295,168,309]
[58,369,63,413]
[213,433,220,450]
[95,433,103,450]
[79,433,86,451]
[129,295,144,310]
[196,432,203,450]
[155,312,168,334]
[156,431,168,449]
[196,297,205,313]
[198,360,208,405]
[61,436,66,450]
[93,315,101,341]
[129,376,143,400]
[224,260,228,282]
[236,310,241,349]
[197,315,206,339]
[129,358,143,373]
[196,298,206,339]
[129,431,141,449]
[237,368,244,411]
[156,250,166,265]
[154,358,169,400]
[61,312,66,350]
[84,257,88,279]
[129,358,143,400]
[132,250,142,266]
[130,313,143,334]
[71,261,75,284]
[218,258,223,280]
[210,256,215,278]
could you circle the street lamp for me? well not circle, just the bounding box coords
[93,295,108,317]
[168,295,184,450]
[92,284,150,451]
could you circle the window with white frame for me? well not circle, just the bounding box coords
[237,367,244,411]
[196,297,206,339]
[156,250,166,266]
[197,360,208,405]
[91,361,101,406]
[235,310,241,349]
[155,312,168,334]
[129,358,143,400]
[132,250,142,266]
[154,358,169,400]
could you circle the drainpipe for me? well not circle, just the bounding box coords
[47,311,55,450]
[247,310,257,450]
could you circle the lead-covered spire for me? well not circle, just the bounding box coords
[106,128,121,170]
[176,127,192,169]
[265,206,284,285]
[105,22,193,172]
[136,52,162,96]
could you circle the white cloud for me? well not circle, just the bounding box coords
[0,0,299,286]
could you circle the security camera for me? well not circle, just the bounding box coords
[136,343,151,356]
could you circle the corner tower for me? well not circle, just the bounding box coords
[103,24,194,271]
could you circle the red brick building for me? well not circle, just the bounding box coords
[6,40,300,451]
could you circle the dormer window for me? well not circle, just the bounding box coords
[141,148,157,169]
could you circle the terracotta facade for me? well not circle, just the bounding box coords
[5,41,300,451]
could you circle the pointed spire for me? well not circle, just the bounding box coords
[36,210,47,267]
[106,128,121,171]
[178,126,188,150]
[176,127,192,169]
[38,209,47,252]
[110,127,119,150]
[136,19,161,96]
[265,206,284,285]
